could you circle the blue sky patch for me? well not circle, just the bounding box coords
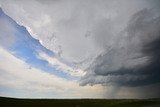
[0,8,76,80]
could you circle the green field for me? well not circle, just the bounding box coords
[0,97,160,107]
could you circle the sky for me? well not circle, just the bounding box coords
[0,0,160,99]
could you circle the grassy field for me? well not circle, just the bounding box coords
[0,97,160,107]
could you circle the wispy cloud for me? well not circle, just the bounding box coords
[0,8,74,80]
[0,0,160,98]
[0,47,103,98]
[38,52,86,77]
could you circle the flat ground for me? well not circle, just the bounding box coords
[0,97,160,107]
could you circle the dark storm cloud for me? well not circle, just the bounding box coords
[80,8,160,87]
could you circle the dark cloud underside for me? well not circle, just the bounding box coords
[80,8,160,88]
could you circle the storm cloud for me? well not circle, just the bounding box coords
[1,0,160,98]
[80,8,160,87]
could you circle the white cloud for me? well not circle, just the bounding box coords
[0,47,104,98]
[0,0,156,72]
[0,0,160,98]
[0,42,159,98]
[0,0,154,64]
[38,52,86,77]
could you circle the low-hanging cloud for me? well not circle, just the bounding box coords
[0,47,104,98]
[80,8,160,87]
[1,0,160,98]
